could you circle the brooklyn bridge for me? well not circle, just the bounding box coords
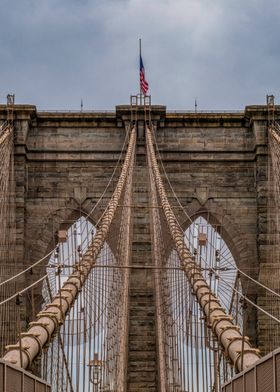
[0,94,280,391]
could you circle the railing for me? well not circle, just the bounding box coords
[0,359,51,391]
[222,347,280,392]
[37,109,115,114]
[37,109,244,114]
[166,109,244,114]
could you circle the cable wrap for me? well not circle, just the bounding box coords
[146,125,260,372]
[3,126,136,369]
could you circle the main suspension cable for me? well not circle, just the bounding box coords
[151,125,280,301]
[2,126,136,369]
[146,125,260,372]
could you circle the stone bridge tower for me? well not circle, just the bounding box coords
[0,103,274,356]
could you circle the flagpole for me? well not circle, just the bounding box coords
[139,38,142,105]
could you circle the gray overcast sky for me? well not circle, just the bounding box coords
[1,0,280,110]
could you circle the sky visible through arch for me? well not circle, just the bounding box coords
[0,0,280,111]
[42,215,241,390]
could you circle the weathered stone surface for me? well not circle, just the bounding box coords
[1,103,279,383]
[127,150,157,390]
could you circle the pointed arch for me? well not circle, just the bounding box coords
[179,199,258,278]
[25,199,115,265]
[178,199,258,344]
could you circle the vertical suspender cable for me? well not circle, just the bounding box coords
[146,125,260,372]
[3,127,136,369]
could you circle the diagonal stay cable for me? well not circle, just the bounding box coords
[2,126,136,369]
[146,124,261,372]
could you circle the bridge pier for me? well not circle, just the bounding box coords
[1,103,280,386]
[127,142,157,391]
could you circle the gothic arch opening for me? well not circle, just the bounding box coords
[44,215,96,299]
[24,208,99,323]
[182,208,258,343]
[41,215,119,390]
[189,212,260,341]
[161,214,245,389]
[184,215,242,326]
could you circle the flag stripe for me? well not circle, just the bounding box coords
[140,55,149,95]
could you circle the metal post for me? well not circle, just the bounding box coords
[6,94,15,125]
[130,95,138,125]
[139,38,143,105]
[88,353,102,392]
[267,94,275,126]
[144,95,152,126]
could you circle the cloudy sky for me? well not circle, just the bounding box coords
[0,0,280,110]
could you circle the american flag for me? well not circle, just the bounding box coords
[140,55,149,95]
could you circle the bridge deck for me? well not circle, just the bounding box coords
[222,347,280,392]
[0,359,50,392]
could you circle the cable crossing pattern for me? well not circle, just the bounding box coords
[2,124,136,391]
[1,99,280,391]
